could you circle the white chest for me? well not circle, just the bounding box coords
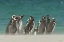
[19,20,22,31]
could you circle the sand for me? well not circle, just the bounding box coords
[0,34,64,42]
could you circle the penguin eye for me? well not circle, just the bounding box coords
[53,21,55,22]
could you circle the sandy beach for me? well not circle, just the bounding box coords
[0,34,64,42]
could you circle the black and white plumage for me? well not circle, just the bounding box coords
[6,15,17,35]
[6,14,56,35]
[45,15,50,34]
[6,15,24,35]
[34,16,46,35]
[24,16,35,35]
[15,15,24,34]
[46,15,50,25]
[46,18,56,34]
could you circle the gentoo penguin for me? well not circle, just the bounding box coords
[46,18,56,34]
[24,16,35,35]
[35,16,46,35]
[6,15,17,35]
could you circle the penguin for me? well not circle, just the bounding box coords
[24,16,35,35]
[6,15,24,35]
[15,15,24,34]
[46,18,56,34]
[6,15,17,35]
[36,16,46,35]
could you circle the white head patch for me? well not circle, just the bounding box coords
[30,17,31,20]
[52,18,55,20]
[12,15,15,18]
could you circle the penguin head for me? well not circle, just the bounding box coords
[20,15,24,19]
[42,16,46,20]
[52,18,56,22]
[47,15,49,17]
[30,16,34,21]
[12,15,16,19]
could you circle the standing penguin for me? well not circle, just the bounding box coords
[35,16,46,35]
[10,19,17,34]
[46,18,56,34]
[15,15,24,34]
[45,15,50,34]
[24,16,35,35]
[6,15,24,35]
[6,15,17,35]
